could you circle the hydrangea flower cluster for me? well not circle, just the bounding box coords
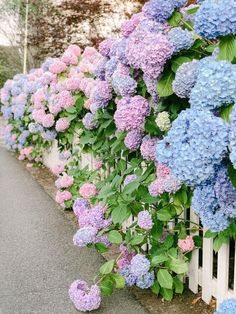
[214,298,236,314]
[178,235,195,252]
[155,111,171,131]
[137,210,153,230]
[124,130,143,151]
[140,136,159,161]
[114,96,150,132]
[69,280,101,312]
[118,254,154,289]
[194,0,236,38]
[172,60,199,98]
[167,27,194,53]
[230,106,236,168]
[149,163,181,196]
[156,109,229,186]
[190,58,236,111]
[192,165,236,232]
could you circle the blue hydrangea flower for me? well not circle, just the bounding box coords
[172,60,199,98]
[105,57,118,81]
[167,27,194,54]
[215,298,236,314]
[136,271,155,289]
[230,105,236,168]
[142,0,174,23]
[156,109,229,186]
[41,130,57,141]
[194,0,236,38]
[130,254,150,277]
[192,181,230,232]
[190,58,236,111]
[172,0,187,8]
[118,265,136,287]
[73,227,97,247]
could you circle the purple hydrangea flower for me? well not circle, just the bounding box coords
[73,198,91,217]
[140,135,159,161]
[69,280,101,312]
[111,74,137,97]
[73,227,97,247]
[114,96,150,132]
[130,254,150,277]
[118,265,136,287]
[137,210,153,230]
[82,113,99,130]
[124,130,143,151]
[142,0,174,23]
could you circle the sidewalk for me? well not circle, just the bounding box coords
[0,147,148,314]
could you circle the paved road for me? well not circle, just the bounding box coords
[0,147,148,314]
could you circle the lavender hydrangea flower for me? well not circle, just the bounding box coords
[194,0,236,38]
[73,198,91,217]
[168,27,194,53]
[136,271,155,289]
[172,0,187,8]
[230,105,236,168]
[69,280,101,312]
[137,210,153,230]
[111,74,137,97]
[73,227,97,247]
[82,113,99,130]
[130,254,150,277]
[124,130,143,151]
[156,109,229,186]
[140,135,159,161]
[172,60,199,98]
[124,174,138,186]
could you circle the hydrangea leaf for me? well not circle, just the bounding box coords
[111,206,131,225]
[161,288,173,301]
[173,277,184,293]
[95,243,109,253]
[169,258,188,274]
[99,260,115,275]
[100,277,113,296]
[130,234,145,245]
[220,104,233,124]
[168,11,182,27]
[151,254,169,266]
[171,56,192,73]
[157,269,173,289]
[151,280,160,295]
[218,35,236,62]
[107,230,123,244]
[111,273,125,289]
[227,161,236,188]
[157,71,175,97]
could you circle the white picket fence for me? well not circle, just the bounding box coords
[42,141,236,309]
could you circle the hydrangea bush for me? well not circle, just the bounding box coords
[1,0,236,311]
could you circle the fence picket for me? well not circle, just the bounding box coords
[202,237,214,304]
[189,210,199,293]
[217,243,230,308]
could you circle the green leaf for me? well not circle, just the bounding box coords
[65,106,77,114]
[220,104,233,124]
[151,254,169,266]
[171,56,192,73]
[204,230,217,239]
[100,277,113,296]
[123,180,140,194]
[193,235,203,248]
[95,242,109,253]
[173,277,184,294]
[161,288,173,301]
[111,273,125,289]
[98,186,116,199]
[107,230,123,244]
[111,206,131,225]
[157,269,173,289]
[228,161,236,188]
[186,5,199,15]
[157,71,175,97]
[130,234,145,245]
[213,235,228,252]
[156,208,172,221]
[169,258,188,274]
[168,11,182,27]
[99,260,115,275]
[151,280,160,295]
[163,235,174,249]
[218,35,236,62]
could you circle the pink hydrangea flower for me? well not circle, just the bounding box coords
[52,164,65,176]
[137,210,153,230]
[49,60,67,74]
[55,174,74,189]
[67,44,81,57]
[55,118,70,132]
[94,159,103,169]
[61,51,78,65]
[42,114,55,128]
[79,183,98,199]
[178,235,195,253]
[55,190,72,204]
